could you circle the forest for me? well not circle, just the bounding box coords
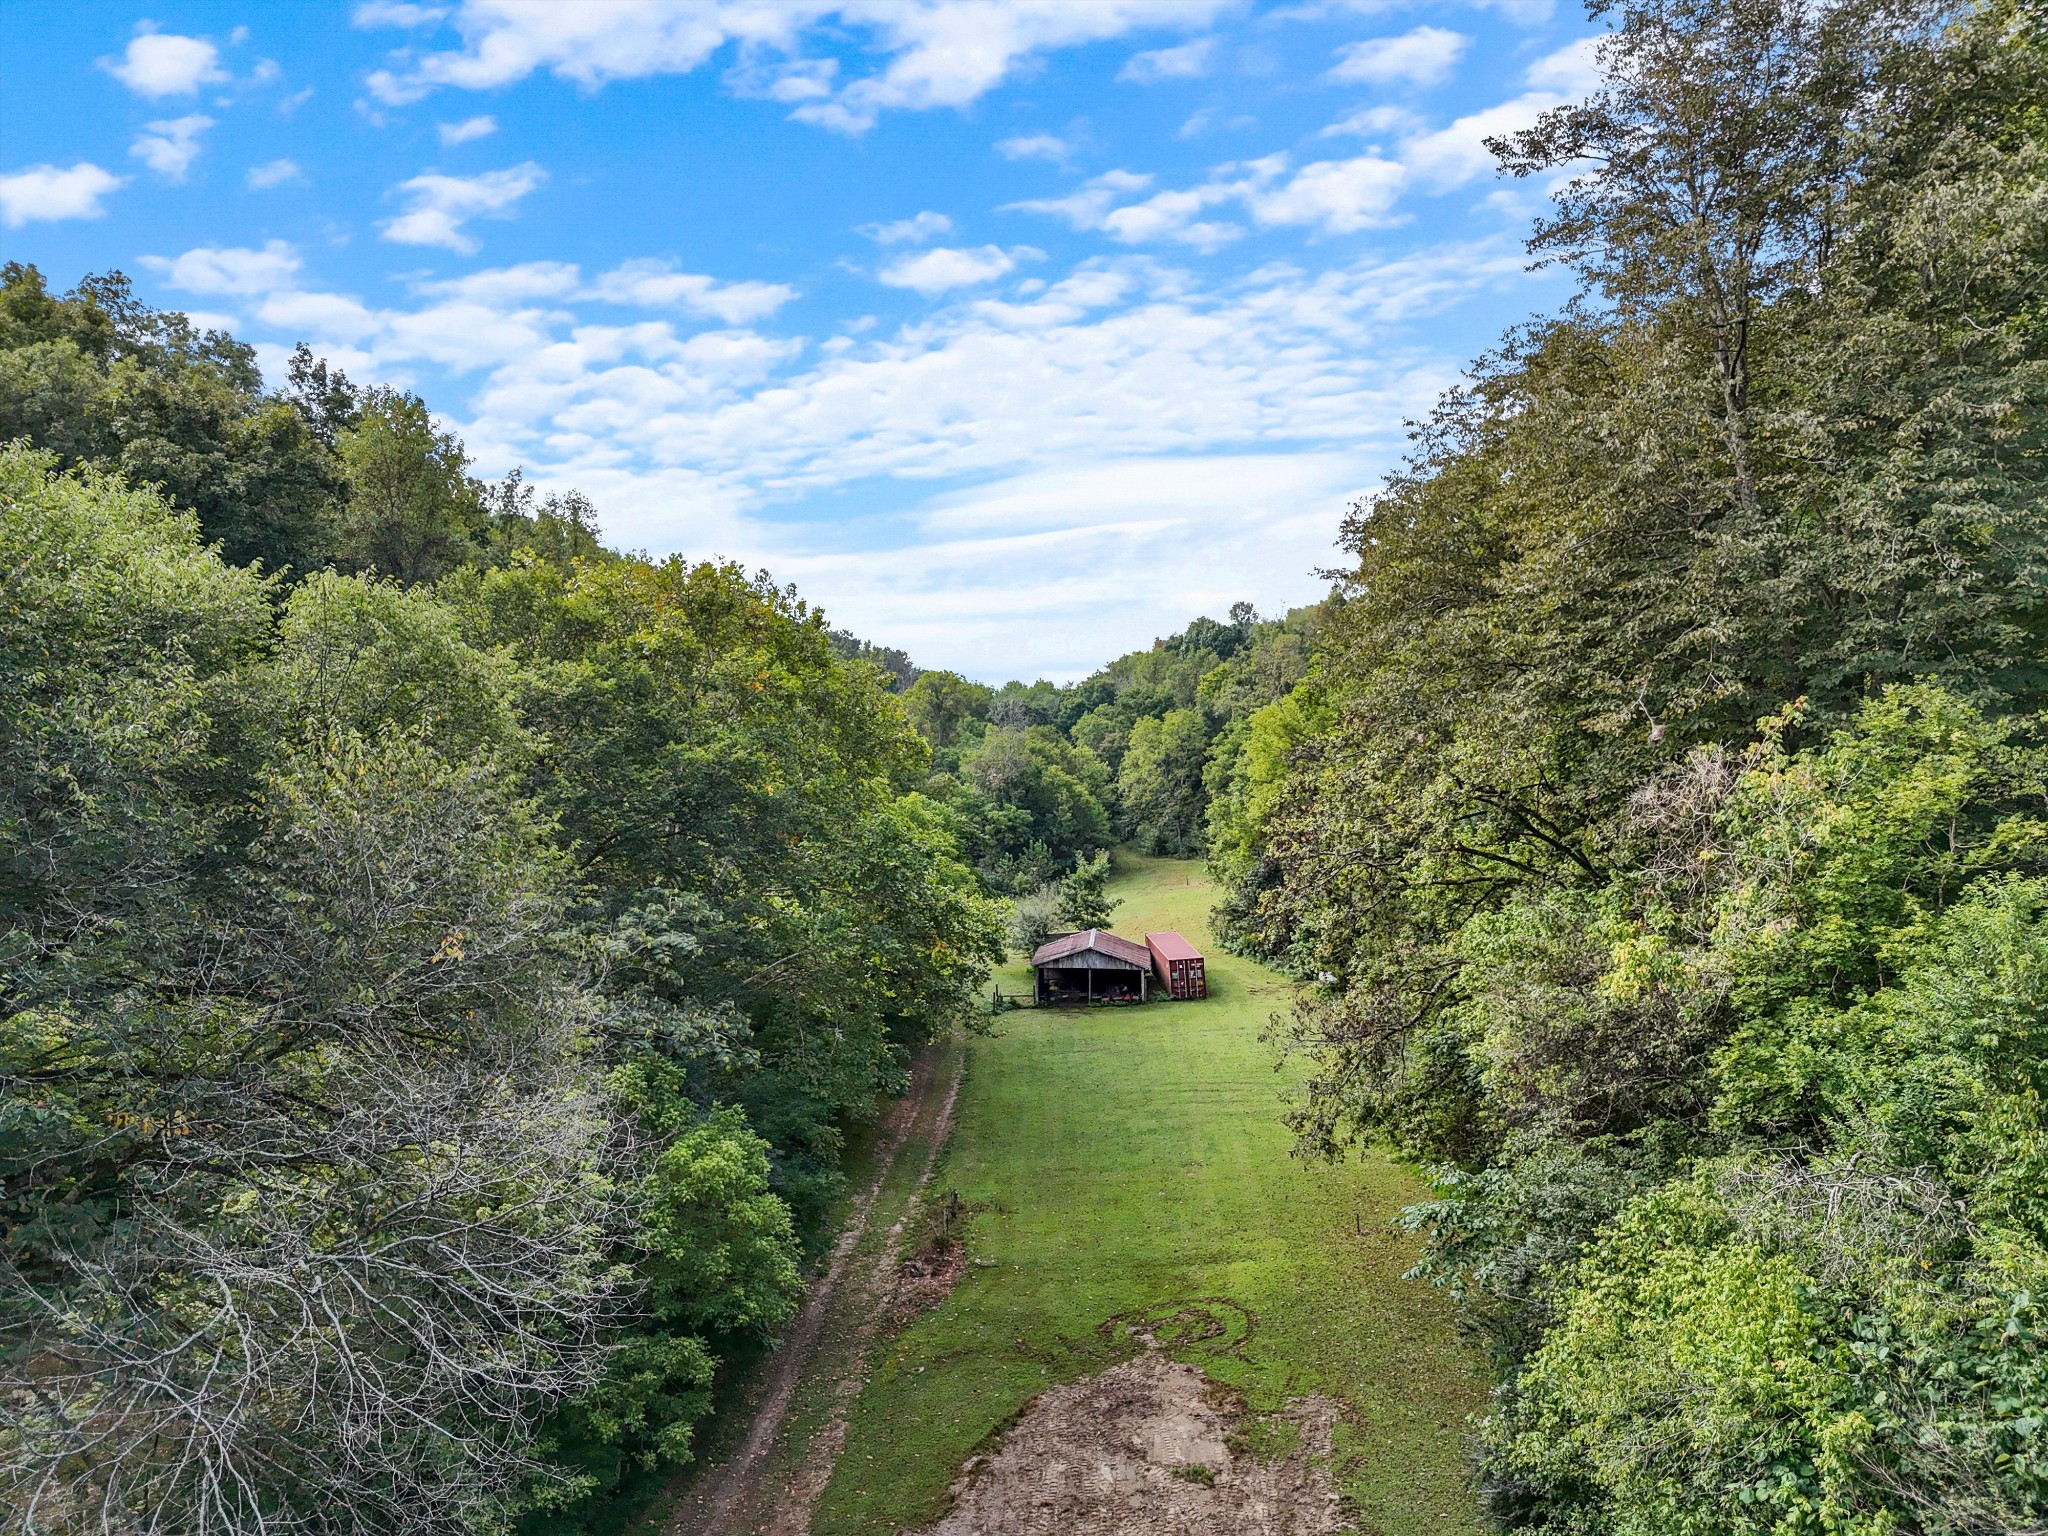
[4,0,2046,1531]
[1218,1,2048,1532]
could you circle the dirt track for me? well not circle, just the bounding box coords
[660,1034,965,1536]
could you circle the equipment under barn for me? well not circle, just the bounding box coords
[1146,931,1207,999]
[1029,929,1153,1004]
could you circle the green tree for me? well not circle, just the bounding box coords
[336,386,484,584]
[0,264,349,574]
[902,668,992,748]
[1117,708,1211,854]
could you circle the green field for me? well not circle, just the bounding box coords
[813,851,1488,1535]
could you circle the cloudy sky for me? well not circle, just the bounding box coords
[1,1,1596,679]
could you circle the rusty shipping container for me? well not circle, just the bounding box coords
[1145,930,1207,1000]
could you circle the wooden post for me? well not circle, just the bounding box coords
[1087,967,1093,1004]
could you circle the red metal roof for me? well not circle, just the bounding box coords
[1030,929,1152,968]
[1145,931,1203,962]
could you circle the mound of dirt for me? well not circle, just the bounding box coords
[906,1350,1343,1536]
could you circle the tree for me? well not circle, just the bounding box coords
[1492,0,1922,518]
[0,452,621,1532]
[335,386,483,584]
[0,264,349,573]
[1117,708,1211,854]
[902,668,991,747]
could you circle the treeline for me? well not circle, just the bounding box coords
[893,601,1323,939]
[1222,2,2048,1532]
[0,269,1004,1531]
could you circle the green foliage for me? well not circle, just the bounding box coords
[1,317,1004,1532]
[1225,6,2048,1531]
[335,385,486,584]
[1118,707,1210,854]
[0,264,348,573]
[1002,849,1123,958]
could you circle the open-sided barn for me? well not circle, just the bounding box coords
[1028,928,1209,1005]
[1029,929,1153,1004]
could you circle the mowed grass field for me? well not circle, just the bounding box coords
[812,851,1488,1536]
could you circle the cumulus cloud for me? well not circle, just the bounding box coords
[246,158,304,189]
[438,114,499,145]
[0,163,124,226]
[1326,26,1468,87]
[143,239,304,295]
[101,27,228,98]
[168,231,1556,673]
[1525,34,1605,92]
[586,259,798,323]
[353,2,448,26]
[359,1,1230,134]
[379,162,546,253]
[130,116,214,181]
[1243,153,1405,232]
[879,245,1038,296]
[1012,152,1404,244]
[995,132,1073,163]
[1119,37,1213,83]
[863,210,953,245]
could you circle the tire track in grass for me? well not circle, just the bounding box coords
[661,1033,965,1536]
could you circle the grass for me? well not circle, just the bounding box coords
[812,850,1489,1535]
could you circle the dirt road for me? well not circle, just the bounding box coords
[660,1032,965,1536]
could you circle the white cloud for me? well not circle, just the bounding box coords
[101,28,227,98]
[1178,107,1255,139]
[587,259,798,323]
[1326,26,1468,87]
[1013,153,1403,244]
[864,211,953,245]
[1400,93,1557,188]
[1245,153,1405,233]
[173,232,1558,674]
[1007,169,1154,227]
[246,158,304,189]
[130,116,214,181]
[879,245,1037,296]
[352,1,448,25]
[360,0,1231,134]
[1119,37,1214,84]
[420,261,582,305]
[996,132,1072,163]
[0,163,124,226]
[1320,103,1423,139]
[379,162,546,253]
[438,114,499,145]
[1526,35,1605,92]
[143,240,304,296]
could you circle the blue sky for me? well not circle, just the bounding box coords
[1,1,1598,679]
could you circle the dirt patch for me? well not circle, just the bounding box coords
[891,1236,970,1328]
[905,1349,1344,1536]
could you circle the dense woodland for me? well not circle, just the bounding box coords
[1220,1,2048,1531]
[5,0,2047,1531]
[0,266,1011,1529]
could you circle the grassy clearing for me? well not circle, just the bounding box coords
[813,850,1487,1536]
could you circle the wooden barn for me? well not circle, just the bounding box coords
[1146,931,1208,999]
[1029,929,1153,1004]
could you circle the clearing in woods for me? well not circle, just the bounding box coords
[657,851,1487,1535]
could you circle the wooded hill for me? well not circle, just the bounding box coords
[1216,2,2048,1532]
[0,268,1005,1532]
